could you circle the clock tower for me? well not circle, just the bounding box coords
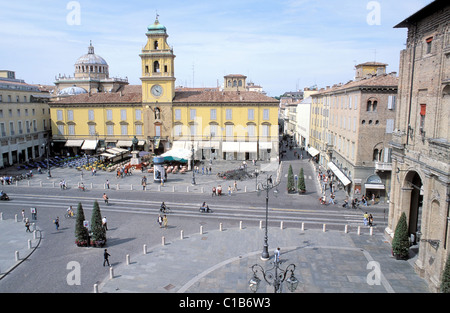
[140,16,175,154]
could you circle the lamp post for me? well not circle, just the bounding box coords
[42,142,51,178]
[257,175,278,261]
[191,141,196,185]
[249,260,299,293]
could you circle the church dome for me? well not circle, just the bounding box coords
[75,42,108,66]
[147,17,167,34]
[58,86,87,96]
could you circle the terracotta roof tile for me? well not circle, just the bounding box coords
[173,90,277,103]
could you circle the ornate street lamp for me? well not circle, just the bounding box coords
[191,141,196,185]
[249,260,299,293]
[257,175,279,260]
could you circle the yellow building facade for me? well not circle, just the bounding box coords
[49,17,279,161]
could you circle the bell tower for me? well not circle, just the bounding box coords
[140,16,175,154]
[140,16,176,103]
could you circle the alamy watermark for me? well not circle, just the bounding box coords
[66,1,81,26]
[366,1,381,26]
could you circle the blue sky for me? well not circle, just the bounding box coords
[0,0,433,97]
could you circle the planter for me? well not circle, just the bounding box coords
[90,239,106,247]
[75,240,89,247]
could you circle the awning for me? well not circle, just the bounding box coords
[81,140,98,150]
[116,140,132,147]
[161,148,191,163]
[259,142,272,149]
[65,139,84,147]
[199,141,220,149]
[327,162,351,186]
[240,142,257,153]
[365,183,385,190]
[222,142,240,152]
[100,153,116,159]
[308,147,320,157]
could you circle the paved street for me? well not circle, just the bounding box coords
[0,148,430,293]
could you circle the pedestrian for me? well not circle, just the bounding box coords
[31,207,37,220]
[103,249,111,266]
[209,166,212,174]
[228,186,231,196]
[363,212,369,226]
[157,215,163,228]
[21,209,26,222]
[274,247,281,263]
[163,215,168,229]
[54,216,59,230]
[233,180,237,191]
[212,186,216,197]
[102,216,108,231]
[106,179,110,189]
[368,214,374,226]
[25,219,31,233]
[329,193,335,204]
[103,193,109,205]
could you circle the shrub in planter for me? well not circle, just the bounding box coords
[392,212,410,259]
[287,164,296,193]
[297,168,306,193]
[75,202,89,247]
[441,253,450,293]
[90,200,106,247]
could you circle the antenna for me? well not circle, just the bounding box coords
[192,61,195,88]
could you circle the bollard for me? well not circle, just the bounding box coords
[259,220,263,229]
[357,226,361,235]
[370,227,373,236]
[345,225,348,233]
[94,284,99,293]
[301,222,305,231]
[109,267,114,279]
[126,254,130,265]
[172,186,175,192]
[158,185,161,191]
[200,225,203,234]
[219,223,223,231]
[244,186,247,192]
[187,186,189,193]
[323,224,326,232]
[15,251,19,262]
[162,236,165,246]
[201,187,204,193]
[130,184,133,190]
[280,221,284,230]
[0,212,3,220]
[239,221,243,230]
[180,230,184,239]
[39,181,42,187]
[28,239,32,249]
[15,214,18,222]
[143,244,147,255]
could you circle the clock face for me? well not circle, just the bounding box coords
[151,84,163,97]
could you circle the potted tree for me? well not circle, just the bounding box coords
[297,168,306,194]
[441,253,450,293]
[75,202,89,247]
[90,200,106,247]
[287,165,296,194]
[392,212,410,260]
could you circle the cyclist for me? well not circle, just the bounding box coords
[160,202,167,213]
[67,206,74,217]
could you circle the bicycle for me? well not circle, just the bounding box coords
[65,213,76,219]
[159,206,172,214]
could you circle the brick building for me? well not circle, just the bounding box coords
[386,0,449,292]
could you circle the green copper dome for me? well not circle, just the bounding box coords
[147,17,166,34]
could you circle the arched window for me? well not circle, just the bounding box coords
[153,61,160,73]
[238,80,243,87]
[154,40,159,50]
[367,100,372,111]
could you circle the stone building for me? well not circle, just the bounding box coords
[0,70,51,168]
[386,0,449,292]
[311,63,398,200]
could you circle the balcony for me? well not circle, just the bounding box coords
[375,161,392,172]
